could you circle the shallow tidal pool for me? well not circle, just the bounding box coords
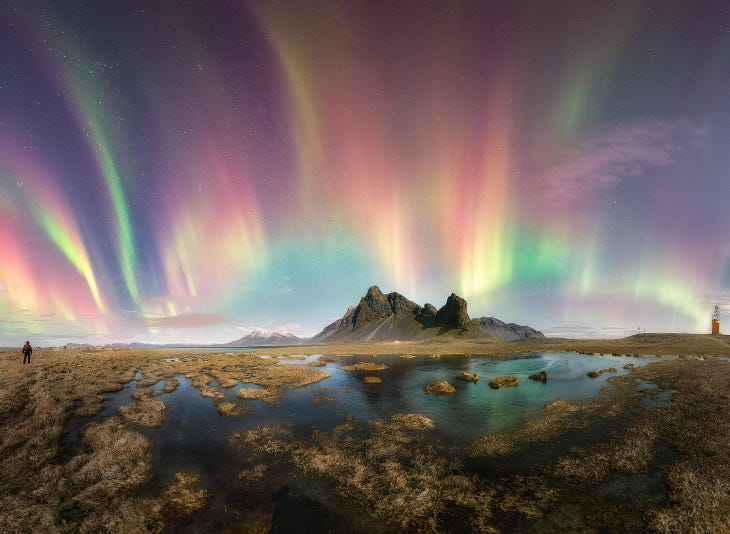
[79,351,674,531]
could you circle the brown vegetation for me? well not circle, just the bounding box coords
[587,367,617,378]
[340,361,389,371]
[235,387,280,403]
[489,375,519,388]
[363,376,382,384]
[391,413,435,430]
[0,346,335,531]
[119,398,167,427]
[257,333,730,358]
[2,335,730,532]
[459,371,479,382]
[216,401,248,417]
[424,380,456,395]
[163,472,210,514]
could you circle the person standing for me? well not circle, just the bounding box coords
[22,340,32,365]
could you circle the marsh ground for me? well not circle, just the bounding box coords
[0,334,729,532]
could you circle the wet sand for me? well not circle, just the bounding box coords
[0,334,728,532]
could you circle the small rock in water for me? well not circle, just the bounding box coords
[587,367,617,378]
[489,376,519,389]
[458,372,479,382]
[528,371,548,382]
[363,376,382,384]
[623,363,635,370]
[424,380,456,395]
[341,362,388,371]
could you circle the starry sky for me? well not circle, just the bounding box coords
[1,0,729,346]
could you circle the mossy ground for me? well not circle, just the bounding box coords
[0,347,330,531]
[1,337,729,532]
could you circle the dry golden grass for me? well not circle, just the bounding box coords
[131,386,160,400]
[207,368,238,388]
[363,376,382,384]
[544,397,579,412]
[0,346,336,531]
[256,333,730,358]
[629,359,730,532]
[271,414,559,532]
[238,363,331,389]
[279,354,306,360]
[424,380,456,395]
[391,413,435,430]
[459,371,479,382]
[162,376,179,393]
[488,375,519,388]
[340,361,389,371]
[163,472,210,514]
[2,336,730,532]
[469,433,515,458]
[229,425,295,456]
[118,398,167,427]
[238,463,268,481]
[235,387,280,402]
[216,401,248,417]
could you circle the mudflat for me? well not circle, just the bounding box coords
[0,334,728,532]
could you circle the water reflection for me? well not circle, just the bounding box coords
[72,351,674,530]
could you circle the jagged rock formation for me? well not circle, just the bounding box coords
[311,285,544,343]
[435,294,473,331]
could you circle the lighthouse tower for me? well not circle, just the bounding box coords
[712,305,720,335]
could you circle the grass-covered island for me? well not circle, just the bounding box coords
[1,333,729,532]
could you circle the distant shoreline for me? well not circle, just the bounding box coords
[14,332,729,358]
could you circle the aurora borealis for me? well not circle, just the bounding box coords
[1,1,729,346]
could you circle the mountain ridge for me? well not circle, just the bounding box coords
[311,285,543,342]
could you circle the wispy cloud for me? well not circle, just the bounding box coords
[539,119,708,206]
[273,322,301,333]
[543,324,638,339]
[140,312,227,329]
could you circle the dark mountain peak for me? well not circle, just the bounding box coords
[361,285,391,318]
[387,292,421,316]
[420,303,438,317]
[311,286,542,342]
[366,285,384,297]
[435,293,472,331]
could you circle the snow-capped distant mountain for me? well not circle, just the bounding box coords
[224,329,303,346]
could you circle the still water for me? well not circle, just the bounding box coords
[135,352,668,481]
[78,351,673,530]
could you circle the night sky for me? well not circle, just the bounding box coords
[2,0,729,346]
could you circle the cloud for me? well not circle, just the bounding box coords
[141,312,227,329]
[538,119,708,206]
[543,324,638,339]
[273,322,301,332]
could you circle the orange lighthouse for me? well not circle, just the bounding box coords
[712,305,720,335]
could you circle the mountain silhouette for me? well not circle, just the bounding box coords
[311,285,543,342]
